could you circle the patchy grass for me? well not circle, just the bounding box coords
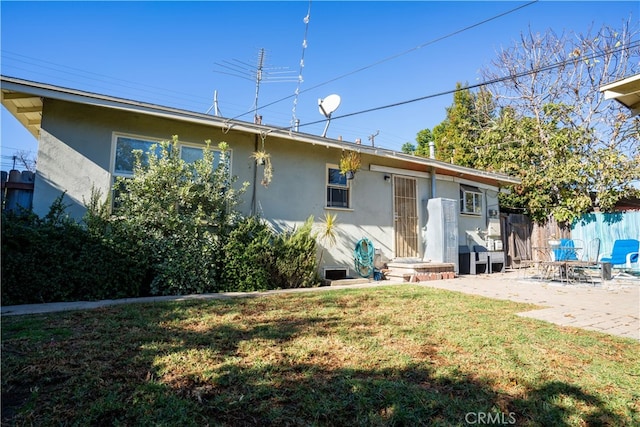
[2,285,639,426]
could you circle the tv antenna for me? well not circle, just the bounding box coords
[318,94,341,138]
[213,48,297,123]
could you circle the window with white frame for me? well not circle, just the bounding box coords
[460,184,483,215]
[326,165,350,208]
[113,135,226,178]
[113,135,163,177]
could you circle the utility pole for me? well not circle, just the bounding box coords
[368,130,380,147]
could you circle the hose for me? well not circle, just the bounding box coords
[354,238,375,278]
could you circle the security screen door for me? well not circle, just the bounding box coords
[393,176,419,258]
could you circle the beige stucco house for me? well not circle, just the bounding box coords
[2,76,520,278]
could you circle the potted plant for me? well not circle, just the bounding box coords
[251,150,269,165]
[251,151,273,187]
[339,150,361,180]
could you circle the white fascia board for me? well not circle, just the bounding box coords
[369,164,430,178]
[599,73,640,93]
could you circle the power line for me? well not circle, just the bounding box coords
[228,0,540,123]
[294,41,640,130]
[0,51,208,106]
[2,0,540,142]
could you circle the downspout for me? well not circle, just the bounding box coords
[250,134,259,215]
[429,141,436,198]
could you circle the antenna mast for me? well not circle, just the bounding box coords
[213,48,296,123]
[253,48,266,123]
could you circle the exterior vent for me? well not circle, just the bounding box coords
[324,267,349,280]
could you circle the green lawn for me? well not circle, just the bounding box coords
[2,285,639,426]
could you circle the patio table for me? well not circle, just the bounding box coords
[538,245,582,283]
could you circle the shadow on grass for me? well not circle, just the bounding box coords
[1,299,630,426]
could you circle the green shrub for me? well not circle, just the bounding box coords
[1,195,146,305]
[106,137,247,296]
[221,216,319,292]
[272,216,318,289]
[1,136,320,305]
[221,216,277,292]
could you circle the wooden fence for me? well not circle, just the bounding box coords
[502,214,572,268]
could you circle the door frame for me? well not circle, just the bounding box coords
[393,175,419,258]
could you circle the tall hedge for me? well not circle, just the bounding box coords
[1,136,320,305]
[1,196,146,305]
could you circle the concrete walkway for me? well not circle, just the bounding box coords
[2,271,639,341]
[415,272,640,341]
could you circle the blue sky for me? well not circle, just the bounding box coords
[1,1,637,170]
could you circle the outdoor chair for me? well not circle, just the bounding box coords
[599,239,640,279]
[553,238,580,261]
[473,245,504,273]
[458,246,488,275]
[582,238,601,264]
[566,238,600,285]
[545,238,583,283]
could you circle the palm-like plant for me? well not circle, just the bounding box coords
[316,212,339,266]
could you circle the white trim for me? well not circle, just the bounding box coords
[326,163,351,209]
[110,132,164,178]
[110,132,232,179]
[435,174,506,192]
[370,164,430,178]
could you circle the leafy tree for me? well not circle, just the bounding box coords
[431,84,494,166]
[416,21,639,223]
[402,129,437,157]
[414,128,436,157]
[478,21,639,222]
[401,142,416,154]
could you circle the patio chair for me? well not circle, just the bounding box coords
[473,245,503,273]
[582,238,601,264]
[599,239,640,279]
[553,238,580,261]
[549,239,584,283]
[458,245,488,275]
[566,238,600,285]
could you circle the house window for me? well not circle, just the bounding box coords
[180,145,226,169]
[113,135,163,177]
[326,166,350,208]
[460,185,482,215]
[113,135,226,178]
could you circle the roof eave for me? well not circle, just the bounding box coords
[1,75,521,187]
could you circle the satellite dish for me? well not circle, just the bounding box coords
[318,94,341,137]
[318,94,341,117]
